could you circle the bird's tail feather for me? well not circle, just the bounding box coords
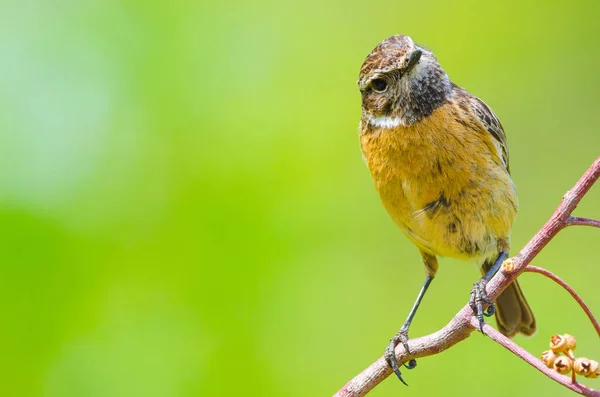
[481,260,536,338]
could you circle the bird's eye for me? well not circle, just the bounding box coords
[371,79,387,92]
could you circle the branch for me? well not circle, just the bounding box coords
[524,265,600,338]
[568,216,600,229]
[475,320,600,397]
[334,156,600,397]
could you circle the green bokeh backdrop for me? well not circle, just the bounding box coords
[1,0,599,396]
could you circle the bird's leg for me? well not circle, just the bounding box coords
[469,251,508,334]
[384,274,434,385]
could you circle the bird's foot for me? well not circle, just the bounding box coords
[384,329,417,385]
[469,278,496,334]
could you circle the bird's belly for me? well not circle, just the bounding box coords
[382,175,513,261]
[401,203,498,261]
[361,123,517,262]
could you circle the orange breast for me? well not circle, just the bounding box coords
[359,103,517,261]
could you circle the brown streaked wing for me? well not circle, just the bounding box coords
[468,95,510,173]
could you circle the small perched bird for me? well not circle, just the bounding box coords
[357,35,536,383]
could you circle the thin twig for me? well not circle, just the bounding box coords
[524,265,600,338]
[475,320,600,397]
[568,216,600,229]
[334,156,600,397]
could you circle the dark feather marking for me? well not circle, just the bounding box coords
[462,240,480,255]
[458,101,470,113]
[454,118,469,127]
[423,192,451,218]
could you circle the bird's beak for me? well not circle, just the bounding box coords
[406,49,422,72]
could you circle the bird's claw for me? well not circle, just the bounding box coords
[469,279,495,334]
[384,330,414,385]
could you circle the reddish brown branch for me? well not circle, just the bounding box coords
[335,308,474,397]
[568,216,600,229]
[525,265,600,338]
[476,320,600,397]
[334,157,600,397]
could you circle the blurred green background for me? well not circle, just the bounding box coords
[1,0,599,396]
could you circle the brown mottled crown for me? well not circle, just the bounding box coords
[358,34,416,89]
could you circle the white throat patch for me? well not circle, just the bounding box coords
[367,115,407,129]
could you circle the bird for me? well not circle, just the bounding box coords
[357,34,536,384]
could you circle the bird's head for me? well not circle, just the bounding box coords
[358,34,452,128]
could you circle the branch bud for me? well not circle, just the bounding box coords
[573,357,599,378]
[541,350,559,368]
[589,363,600,379]
[553,356,573,375]
[550,334,576,354]
[502,258,515,273]
[563,333,577,350]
